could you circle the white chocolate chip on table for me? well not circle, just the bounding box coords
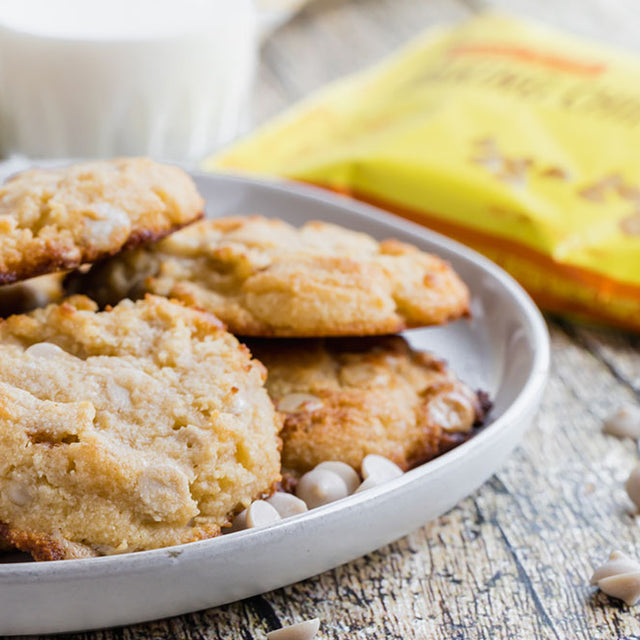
[591,550,640,605]
[603,404,640,439]
[266,618,320,640]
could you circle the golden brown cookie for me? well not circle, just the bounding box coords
[0,295,281,560]
[247,336,490,475]
[0,158,204,285]
[66,216,470,337]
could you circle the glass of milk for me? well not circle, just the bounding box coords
[0,0,257,161]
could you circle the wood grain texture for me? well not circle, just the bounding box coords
[252,0,470,125]
[19,1,640,638]
[464,0,640,52]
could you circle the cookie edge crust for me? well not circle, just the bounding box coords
[0,213,203,286]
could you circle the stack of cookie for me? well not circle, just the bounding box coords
[68,214,490,472]
[0,159,488,561]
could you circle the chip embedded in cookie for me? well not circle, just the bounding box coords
[0,158,204,285]
[247,336,490,475]
[66,216,470,337]
[0,295,282,560]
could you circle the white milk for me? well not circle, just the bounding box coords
[0,0,257,160]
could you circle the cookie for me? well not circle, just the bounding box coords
[247,336,490,475]
[66,216,470,337]
[0,295,281,560]
[0,158,204,285]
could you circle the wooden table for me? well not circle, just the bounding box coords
[31,1,640,638]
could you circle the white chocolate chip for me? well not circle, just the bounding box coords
[25,342,66,358]
[341,362,389,387]
[83,203,131,247]
[277,393,323,413]
[591,551,640,584]
[427,391,475,433]
[266,618,320,640]
[354,476,382,493]
[91,543,119,556]
[316,461,361,494]
[228,508,247,533]
[591,551,640,605]
[356,455,404,492]
[228,500,283,532]
[603,405,640,439]
[295,468,349,509]
[6,482,34,507]
[266,492,308,518]
[246,500,282,528]
[135,464,194,522]
[626,466,640,510]
[598,573,640,606]
[361,454,403,482]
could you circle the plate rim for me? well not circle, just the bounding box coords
[0,170,550,580]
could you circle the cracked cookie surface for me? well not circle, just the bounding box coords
[0,158,204,285]
[0,295,281,560]
[67,216,470,337]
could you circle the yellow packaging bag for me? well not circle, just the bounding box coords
[206,13,640,331]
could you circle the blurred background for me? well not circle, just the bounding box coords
[252,0,640,125]
[1,0,639,331]
[1,0,637,162]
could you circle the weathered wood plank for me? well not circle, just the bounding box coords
[565,322,640,398]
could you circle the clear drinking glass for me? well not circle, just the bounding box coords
[0,0,257,161]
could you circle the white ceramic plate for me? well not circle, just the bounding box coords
[0,172,550,635]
